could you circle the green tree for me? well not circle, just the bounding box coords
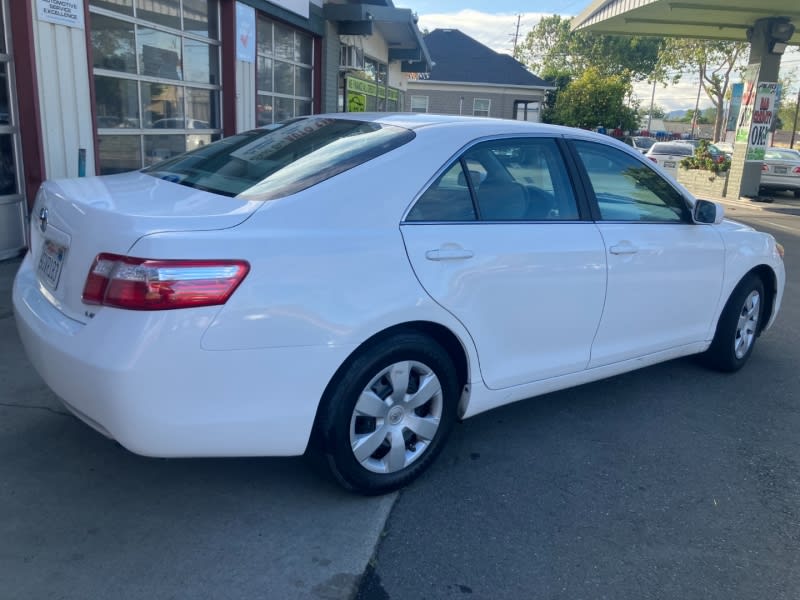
[658,39,747,142]
[546,67,638,131]
[514,14,662,82]
[638,103,666,120]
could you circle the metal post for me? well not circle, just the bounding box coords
[690,75,702,139]
[791,86,800,149]
[647,79,656,133]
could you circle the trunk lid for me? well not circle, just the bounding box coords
[30,171,261,323]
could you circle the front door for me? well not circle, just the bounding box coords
[571,140,725,368]
[401,137,607,390]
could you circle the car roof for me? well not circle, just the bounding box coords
[311,112,581,136]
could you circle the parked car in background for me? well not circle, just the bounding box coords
[760,147,800,198]
[714,141,734,158]
[13,114,785,494]
[623,135,656,154]
[646,142,694,179]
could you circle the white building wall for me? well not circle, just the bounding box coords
[31,0,95,178]
[236,60,256,133]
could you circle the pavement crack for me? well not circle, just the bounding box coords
[0,401,71,417]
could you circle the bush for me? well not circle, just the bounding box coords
[680,139,731,174]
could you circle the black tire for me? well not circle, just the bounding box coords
[793,189,800,199]
[314,332,459,495]
[703,274,765,372]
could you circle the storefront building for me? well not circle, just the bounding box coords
[2,0,429,257]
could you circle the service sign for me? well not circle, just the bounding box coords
[745,82,778,161]
[37,0,85,29]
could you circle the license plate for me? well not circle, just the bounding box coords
[38,240,67,289]
[664,161,676,168]
[773,166,788,174]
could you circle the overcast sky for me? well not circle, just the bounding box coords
[398,2,800,113]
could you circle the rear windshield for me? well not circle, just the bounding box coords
[764,149,800,161]
[650,143,693,156]
[633,137,656,149]
[144,117,415,199]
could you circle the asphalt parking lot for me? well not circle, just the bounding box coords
[1,193,798,600]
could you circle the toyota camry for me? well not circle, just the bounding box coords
[13,114,785,494]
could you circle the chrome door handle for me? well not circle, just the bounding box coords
[425,248,474,261]
[609,244,638,255]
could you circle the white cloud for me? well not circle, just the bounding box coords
[417,10,559,56]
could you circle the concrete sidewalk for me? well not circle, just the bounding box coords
[0,255,392,600]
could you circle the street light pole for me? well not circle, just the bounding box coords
[647,79,656,133]
[690,75,702,139]
[791,86,800,149]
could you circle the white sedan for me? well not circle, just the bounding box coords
[13,114,785,494]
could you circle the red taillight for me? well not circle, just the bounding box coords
[82,253,249,310]
[762,163,769,172]
[794,166,800,174]
[648,157,657,163]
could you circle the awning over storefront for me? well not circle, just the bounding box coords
[572,0,800,43]
[324,1,432,72]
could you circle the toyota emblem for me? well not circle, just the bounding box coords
[39,207,48,233]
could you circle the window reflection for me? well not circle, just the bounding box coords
[98,135,141,175]
[91,14,136,73]
[95,76,140,128]
[136,0,180,30]
[144,134,186,166]
[142,82,184,128]
[138,27,182,80]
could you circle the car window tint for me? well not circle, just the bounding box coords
[143,117,415,199]
[575,141,690,223]
[463,138,579,221]
[406,161,477,222]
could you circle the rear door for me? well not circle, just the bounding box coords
[570,140,725,368]
[401,136,607,390]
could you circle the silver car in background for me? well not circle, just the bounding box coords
[645,142,694,179]
[760,148,800,198]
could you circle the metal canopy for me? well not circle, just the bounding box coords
[572,0,800,43]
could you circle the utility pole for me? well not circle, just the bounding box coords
[512,14,521,56]
[647,79,657,133]
[791,86,800,149]
[690,75,702,139]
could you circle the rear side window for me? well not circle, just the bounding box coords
[144,117,415,199]
[407,138,579,222]
[575,141,690,223]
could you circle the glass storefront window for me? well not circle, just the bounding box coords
[138,27,182,80]
[91,1,221,173]
[144,134,185,165]
[98,135,141,175]
[255,15,314,126]
[183,0,217,38]
[94,76,140,127]
[0,63,9,125]
[91,14,136,74]
[184,38,219,84]
[0,134,17,195]
[186,87,217,128]
[136,0,181,30]
[90,0,134,17]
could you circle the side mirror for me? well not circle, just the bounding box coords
[693,199,724,225]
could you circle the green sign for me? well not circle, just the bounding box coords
[346,76,399,106]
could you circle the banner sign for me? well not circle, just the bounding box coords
[37,0,85,29]
[744,82,778,161]
[236,2,256,64]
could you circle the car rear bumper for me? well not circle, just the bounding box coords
[12,254,351,457]
[760,175,800,191]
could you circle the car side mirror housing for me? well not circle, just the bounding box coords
[693,199,724,225]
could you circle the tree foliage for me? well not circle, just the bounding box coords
[514,15,663,82]
[546,67,638,131]
[657,39,747,141]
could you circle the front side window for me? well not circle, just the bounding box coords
[144,117,415,199]
[574,141,690,222]
[407,138,579,222]
[90,0,221,174]
[473,98,490,117]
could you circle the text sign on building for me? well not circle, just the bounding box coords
[37,0,85,29]
[744,82,778,161]
[269,0,309,19]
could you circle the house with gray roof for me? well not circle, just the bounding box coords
[406,29,552,120]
